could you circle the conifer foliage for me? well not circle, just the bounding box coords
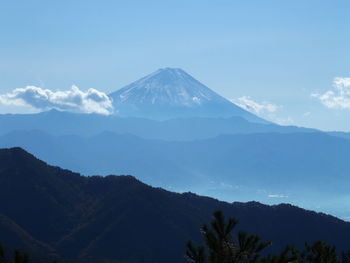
[302,241,339,263]
[0,245,28,263]
[185,210,271,263]
[0,245,6,263]
[186,211,350,263]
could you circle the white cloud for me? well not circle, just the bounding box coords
[312,77,350,109]
[268,194,288,198]
[270,116,294,126]
[231,96,294,125]
[219,182,240,190]
[0,85,113,115]
[232,96,279,115]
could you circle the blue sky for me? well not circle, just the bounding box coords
[0,0,350,130]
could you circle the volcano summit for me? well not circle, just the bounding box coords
[109,68,267,123]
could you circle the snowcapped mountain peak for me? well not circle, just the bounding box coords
[154,67,187,74]
[109,68,267,123]
[111,68,224,107]
[150,67,191,77]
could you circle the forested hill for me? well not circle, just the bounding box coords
[0,147,349,263]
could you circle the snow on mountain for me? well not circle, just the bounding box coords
[113,68,225,106]
[109,68,268,123]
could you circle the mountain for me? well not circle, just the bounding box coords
[0,147,350,263]
[1,130,350,219]
[109,68,267,123]
[0,109,316,140]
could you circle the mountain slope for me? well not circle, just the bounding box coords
[0,214,54,259]
[0,148,88,243]
[0,147,350,263]
[1,131,350,218]
[109,68,267,123]
[0,110,316,140]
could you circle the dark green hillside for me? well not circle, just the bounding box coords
[0,147,349,263]
[2,130,350,217]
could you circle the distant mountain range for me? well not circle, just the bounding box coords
[1,130,350,219]
[0,147,350,263]
[0,109,316,140]
[109,68,267,123]
[0,68,350,220]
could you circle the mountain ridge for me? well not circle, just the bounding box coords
[0,109,317,140]
[1,129,350,219]
[0,147,350,263]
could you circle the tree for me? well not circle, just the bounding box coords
[301,241,339,263]
[260,246,299,263]
[13,249,28,263]
[342,250,350,263]
[0,244,6,263]
[185,210,271,263]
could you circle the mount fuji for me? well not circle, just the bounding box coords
[109,68,267,123]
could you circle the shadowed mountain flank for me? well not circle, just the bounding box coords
[0,147,350,263]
